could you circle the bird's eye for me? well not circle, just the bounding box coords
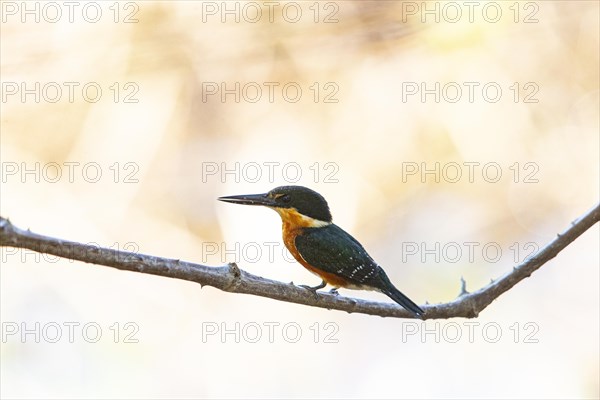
[280,194,291,203]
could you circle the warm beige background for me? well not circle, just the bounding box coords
[1,1,598,398]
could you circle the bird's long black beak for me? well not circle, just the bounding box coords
[218,193,276,207]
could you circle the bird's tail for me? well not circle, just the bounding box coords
[379,276,424,318]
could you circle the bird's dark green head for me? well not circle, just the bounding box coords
[218,185,332,224]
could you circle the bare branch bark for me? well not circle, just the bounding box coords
[1,203,598,319]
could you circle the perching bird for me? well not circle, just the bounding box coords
[218,185,424,317]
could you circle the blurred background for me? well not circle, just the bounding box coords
[1,1,598,398]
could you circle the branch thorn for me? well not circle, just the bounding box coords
[459,276,469,296]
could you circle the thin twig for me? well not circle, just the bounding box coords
[0,203,598,319]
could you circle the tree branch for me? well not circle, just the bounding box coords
[1,204,598,319]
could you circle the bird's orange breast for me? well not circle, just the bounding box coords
[278,209,351,288]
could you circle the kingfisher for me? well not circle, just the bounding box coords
[218,185,424,317]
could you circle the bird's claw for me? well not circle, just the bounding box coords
[299,284,320,300]
[299,284,320,291]
[298,280,327,300]
[329,288,339,296]
[298,280,327,291]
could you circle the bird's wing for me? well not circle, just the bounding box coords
[294,224,384,287]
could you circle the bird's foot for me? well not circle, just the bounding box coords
[298,280,327,299]
[328,288,339,296]
[298,280,327,291]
